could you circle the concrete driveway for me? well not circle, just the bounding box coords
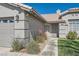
[0,47,31,56]
[0,47,10,53]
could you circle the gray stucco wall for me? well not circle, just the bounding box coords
[59,22,68,38]
[0,4,19,17]
[0,3,46,47]
[27,15,45,40]
[0,3,28,47]
[59,13,79,38]
[0,4,17,47]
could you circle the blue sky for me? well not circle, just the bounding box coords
[24,3,79,14]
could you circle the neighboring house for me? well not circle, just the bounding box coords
[42,8,79,38]
[0,3,46,47]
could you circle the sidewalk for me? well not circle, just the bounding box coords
[40,38,58,56]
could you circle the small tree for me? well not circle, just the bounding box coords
[27,41,40,54]
[66,31,77,40]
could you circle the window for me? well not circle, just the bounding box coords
[0,20,1,23]
[69,19,79,32]
[3,20,8,23]
[9,20,14,23]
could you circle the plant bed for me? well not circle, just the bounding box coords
[10,32,48,55]
[26,41,40,54]
[19,48,27,53]
[26,40,48,54]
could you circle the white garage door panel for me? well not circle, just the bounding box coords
[0,23,14,47]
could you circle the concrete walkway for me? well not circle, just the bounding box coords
[0,47,10,52]
[40,38,58,56]
[39,32,58,56]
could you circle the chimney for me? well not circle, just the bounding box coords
[56,9,61,15]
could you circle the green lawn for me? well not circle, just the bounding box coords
[58,39,79,56]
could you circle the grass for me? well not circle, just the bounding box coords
[58,39,79,56]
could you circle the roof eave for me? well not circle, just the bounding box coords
[8,3,46,23]
[47,20,65,23]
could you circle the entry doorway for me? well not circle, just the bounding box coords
[52,23,59,37]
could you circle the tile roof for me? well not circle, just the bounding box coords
[8,3,46,23]
[41,14,65,23]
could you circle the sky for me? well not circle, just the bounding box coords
[24,3,79,14]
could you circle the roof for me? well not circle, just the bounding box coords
[41,14,65,23]
[61,8,79,16]
[41,8,79,23]
[7,3,46,23]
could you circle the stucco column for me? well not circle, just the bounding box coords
[14,12,27,46]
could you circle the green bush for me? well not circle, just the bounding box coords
[66,31,77,40]
[11,40,24,52]
[27,41,40,54]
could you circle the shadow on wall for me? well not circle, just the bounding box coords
[30,30,47,40]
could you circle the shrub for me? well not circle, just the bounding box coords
[66,31,77,40]
[35,33,47,43]
[11,40,24,52]
[35,35,45,43]
[42,33,47,40]
[27,41,40,54]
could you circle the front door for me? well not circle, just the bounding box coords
[52,23,59,37]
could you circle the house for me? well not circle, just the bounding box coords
[42,8,79,38]
[0,3,46,47]
[0,3,79,48]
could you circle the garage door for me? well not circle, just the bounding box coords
[0,17,14,47]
